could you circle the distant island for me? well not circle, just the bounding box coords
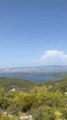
[1,65,67,73]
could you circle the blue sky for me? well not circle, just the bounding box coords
[0,0,67,68]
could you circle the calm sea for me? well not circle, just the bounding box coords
[0,73,63,82]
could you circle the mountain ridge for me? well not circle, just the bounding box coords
[0,65,67,73]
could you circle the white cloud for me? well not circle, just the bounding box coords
[35,50,67,65]
[41,50,67,60]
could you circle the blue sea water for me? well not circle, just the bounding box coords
[0,73,63,82]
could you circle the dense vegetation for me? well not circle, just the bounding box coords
[0,78,36,91]
[0,78,67,120]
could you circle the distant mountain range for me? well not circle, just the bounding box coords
[0,65,67,73]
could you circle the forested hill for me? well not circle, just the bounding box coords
[0,78,67,92]
[0,78,36,91]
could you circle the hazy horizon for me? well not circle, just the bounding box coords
[1,65,67,69]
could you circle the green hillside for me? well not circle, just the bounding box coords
[0,78,67,120]
[0,78,67,92]
[43,78,67,93]
[0,78,36,91]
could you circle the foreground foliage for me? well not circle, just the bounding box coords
[0,78,67,120]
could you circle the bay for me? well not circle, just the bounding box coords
[0,73,63,82]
